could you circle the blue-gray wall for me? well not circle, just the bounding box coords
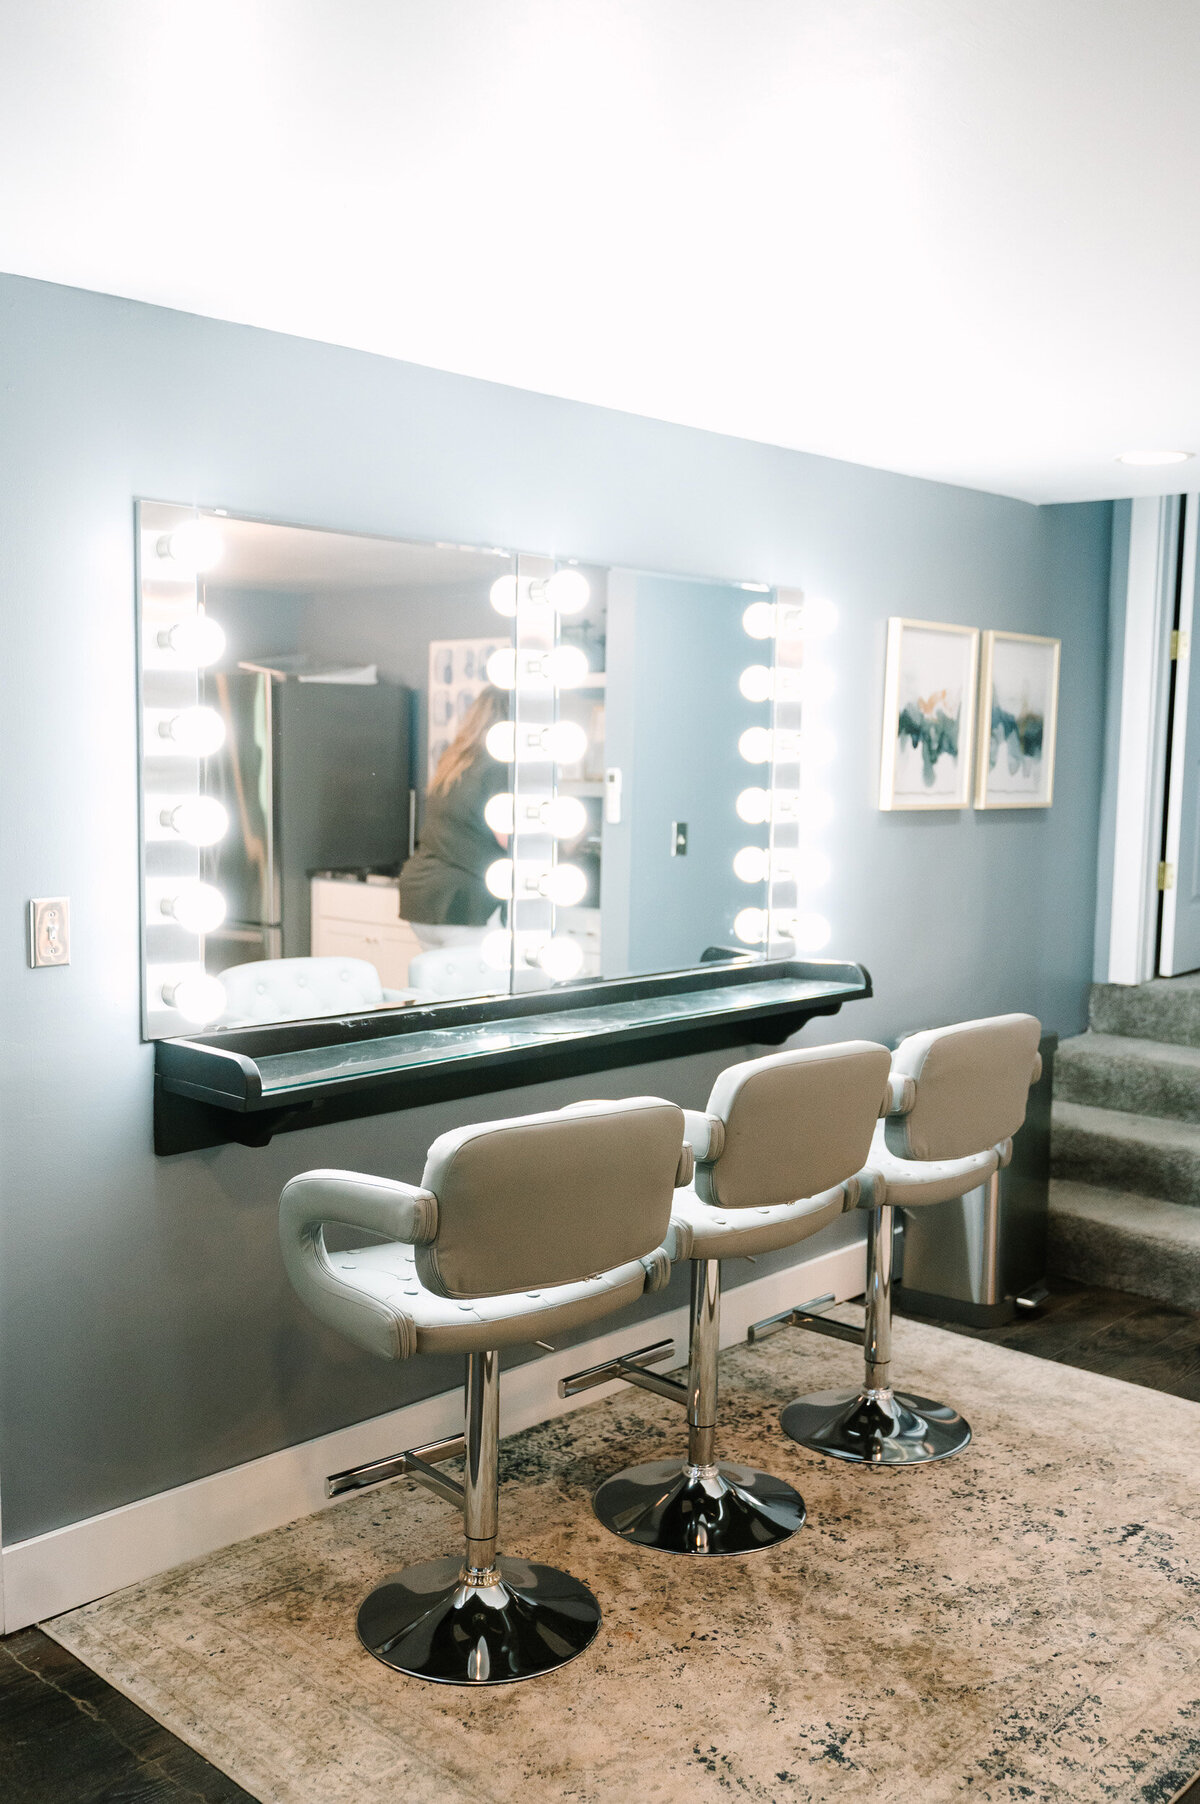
[0,274,1111,1542]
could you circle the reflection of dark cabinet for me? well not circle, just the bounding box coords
[204,672,412,963]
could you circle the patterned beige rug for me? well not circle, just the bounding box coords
[44,1319,1200,1803]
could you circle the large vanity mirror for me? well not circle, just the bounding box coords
[138,502,835,1038]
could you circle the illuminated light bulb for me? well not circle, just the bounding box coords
[489,574,519,617]
[545,568,590,614]
[802,662,837,706]
[159,706,226,757]
[481,929,513,971]
[485,858,514,899]
[486,648,518,688]
[158,615,226,667]
[542,794,587,838]
[792,789,835,831]
[484,791,515,835]
[733,907,769,945]
[162,796,228,845]
[792,846,833,891]
[162,972,227,1025]
[538,935,584,982]
[544,719,588,764]
[157,520,225,573]
[733,846,770,884]
[547,645,589,687]
[742,600,777,640]
[739,665,774,704]
[485,721,516,763]
[803,725,837,766]
[788,911,832,953]
[161,882,226,935]
[802,595,839,638]
[738,726,773,764]
[542,862,587,906]
[736,786,771,825]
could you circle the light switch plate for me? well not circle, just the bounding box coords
[670,821,688,857]
[28,897,70,967]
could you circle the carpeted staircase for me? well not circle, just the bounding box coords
[1050,975,1200,1307]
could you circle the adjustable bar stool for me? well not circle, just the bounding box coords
[278,1095,690,1685]
[778,1013,1042,1466]
[560,1041,892,1556]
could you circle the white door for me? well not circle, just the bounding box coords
[1160,495,1200,974]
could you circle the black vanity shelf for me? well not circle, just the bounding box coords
[154,956,871,1154]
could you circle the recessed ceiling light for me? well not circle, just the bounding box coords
[1115,449,1194,467]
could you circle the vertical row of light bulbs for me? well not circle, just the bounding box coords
[148,520,232,1025]
[732,588,837,954]
[479,567,591,984]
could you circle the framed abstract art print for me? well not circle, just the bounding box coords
[879,617,979,810]
[974,630,1060,809]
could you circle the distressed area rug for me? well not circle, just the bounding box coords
[44,1320,1200,1803]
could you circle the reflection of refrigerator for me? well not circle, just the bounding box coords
[201,670,413,971]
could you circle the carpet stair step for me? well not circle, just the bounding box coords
[1055,1033,1200,1125]
[1048,1179,1200,1311]
[1051,1100,1200,1205]
[1089,975,1200,1048]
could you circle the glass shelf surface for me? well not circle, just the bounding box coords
[255,976,847,1096]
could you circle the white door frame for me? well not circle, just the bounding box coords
[1159,495,1199,974]
[1102,495,1181,985]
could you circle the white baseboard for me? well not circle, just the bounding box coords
[3,1239,865,1633]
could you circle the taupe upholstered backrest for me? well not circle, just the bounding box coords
[699,1041,892,1209]
[887,1013,1042,1161]
[415,1096,685,1299]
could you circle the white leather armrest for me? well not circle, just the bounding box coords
[278,1170,439,1361]
[883,1073,917,1116]
[280,1169,439,1247]
[682,1109,725,1162]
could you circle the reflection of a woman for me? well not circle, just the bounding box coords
[398,686,509,949]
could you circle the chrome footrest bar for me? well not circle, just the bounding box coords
[557,1338,679,1401]
[327,1432,466,1500]
[747,1293,864,1347]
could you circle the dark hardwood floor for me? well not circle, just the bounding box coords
[2,1276,1200,1803]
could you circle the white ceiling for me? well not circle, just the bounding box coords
[3,1,1199,504]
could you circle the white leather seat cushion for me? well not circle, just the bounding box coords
[326,1242,650,1354]
[670,1181,848,1261]
[221,956,396,1025]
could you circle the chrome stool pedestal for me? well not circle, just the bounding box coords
[356,1350,600,1684]
[579,1260,806,1556]
[780,1203,971,1467]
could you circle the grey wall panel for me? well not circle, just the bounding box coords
[0,274,1111,1541]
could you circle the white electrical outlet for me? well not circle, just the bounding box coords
[28,897,70,967]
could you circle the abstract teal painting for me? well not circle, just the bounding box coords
[879,618,979,810]
[975,631,1060,809]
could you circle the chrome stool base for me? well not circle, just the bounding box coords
[357,1554,601,1685]
[593,1458,806,1555]
[780,1386,971,1466]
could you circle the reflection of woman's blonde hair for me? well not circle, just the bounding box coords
[428,684,509,797]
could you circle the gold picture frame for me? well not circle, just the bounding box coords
[879,617,979,811]
[974,630,1060,809]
